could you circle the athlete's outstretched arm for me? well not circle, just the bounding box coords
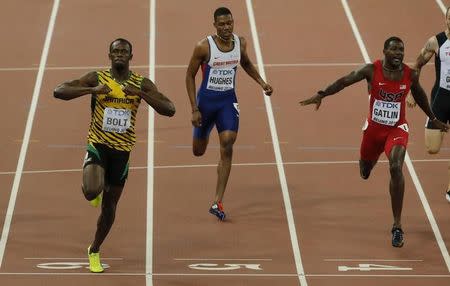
[407,36,438,108]
[239,37,273,96]
[410,70,448,132]
[186,40,208,127]
[54,71,110,100]
[123,78,175,117]
[300,64,373,110]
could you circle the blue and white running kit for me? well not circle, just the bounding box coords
[427,31,450,128]
[194,34,241,139]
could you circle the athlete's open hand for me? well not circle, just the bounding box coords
[122,84,141,96]
[92,84,112,95]
[191,109,202,127]
[406,93,416,108]
[430,118,449,132]
[299,91,325,110]
[262,83,273,96]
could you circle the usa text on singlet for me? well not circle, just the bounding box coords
[368,60,411,127]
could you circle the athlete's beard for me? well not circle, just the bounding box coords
[112,61,128,73]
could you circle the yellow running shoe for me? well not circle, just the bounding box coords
[87,246,104,273]
[89,192,102,207]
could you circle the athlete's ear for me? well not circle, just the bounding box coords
[129,53,133,61]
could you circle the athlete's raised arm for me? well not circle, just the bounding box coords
[186,39,209,127]
[300,64,373,110]
[410,70,448,132]
[239,36,273,96]
[54,71,111,100]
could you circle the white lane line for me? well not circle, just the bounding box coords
[0,272,449,277]
[435,0,447,14]
[245,1,307,286]
[146,1,156,286]
[0,0,60,269]
[174,258,273,261]
[1,158,449,176]
[24,257,123,260]
[324,259,423,262]
[341,0,450,273]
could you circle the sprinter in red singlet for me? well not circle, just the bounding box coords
[300,36,449,248]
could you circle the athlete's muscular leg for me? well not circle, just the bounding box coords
[89,184,124,253]
[388,145,406,228]
[215,130,237,202]
[82,164,104,201]
[193,137,209,156]
[424,129,450,190]
[359,159,377,180]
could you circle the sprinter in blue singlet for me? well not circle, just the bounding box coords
[185,7,273,221]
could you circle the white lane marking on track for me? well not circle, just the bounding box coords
[341,0,450,272]
[146,1,156,286]
[0,272,449,277]
[174,258,273,261]
[245,1,307,286]
[1,158,450,175]
[0,0,61,269]
[324,259,423,262]
[435,0,447,13]
[24,257,123,260]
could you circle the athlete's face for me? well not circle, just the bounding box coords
[214,14,234,40]
[109,41,133,68]
[383,40,404,68]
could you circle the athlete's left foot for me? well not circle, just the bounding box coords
[391,227,404,248]
[446,190,450,203]
[87,245,104,273]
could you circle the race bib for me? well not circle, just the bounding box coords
[207,68,235,91]
[371,99,400,126]
[102,107,131,133]
[442,69,450,90]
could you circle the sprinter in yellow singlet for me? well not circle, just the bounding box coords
[54,38,175,273]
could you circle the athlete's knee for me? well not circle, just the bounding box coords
[389,161,403,178]
[82,184,103,201]
[220,140,234,158]
[359,160,373,180]
[193,147,206,157]
[426,146,440,154]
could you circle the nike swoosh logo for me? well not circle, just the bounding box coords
[379,82,386,86]
[393,137,402,141]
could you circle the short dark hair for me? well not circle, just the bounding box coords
[109,38,133,54]
[384,36,403,50]
[214,7,232,21]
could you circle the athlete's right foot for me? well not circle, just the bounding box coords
[391,227,404,248]
[87,245,104,273]
[209,201,226,221]
[89,192,102,208]
[446,190,450,203]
